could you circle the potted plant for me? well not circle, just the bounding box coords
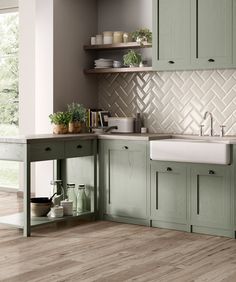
[131,28,152,44]
[49,111,70,134]
[123,50,142,67]
[67,102,87,133]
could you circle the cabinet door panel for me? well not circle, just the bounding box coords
[104,141,147,219]
[191,0,233,68]
[151,162,187,224]
[153,0,191,70]
[191,165,231,229]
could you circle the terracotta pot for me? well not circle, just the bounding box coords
[53,124,68,134]
[68,121,82,134]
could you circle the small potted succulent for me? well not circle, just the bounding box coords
[49,111,70,134]
[132,28,152,44]
[123,50,142,67]
[67,102,87,133]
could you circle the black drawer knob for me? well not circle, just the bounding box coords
[167,167,172,172]
[208,58,215,62]
[208,170,215,175]
[45,147,52,152]
[168,60,175,64]
[77,145,82,149]
[123,146,129,150]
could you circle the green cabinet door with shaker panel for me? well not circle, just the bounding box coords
[152,0,191,70]
[99,140,149,225]
[191,0,233,69]
[190,164,233,237]
[150,161,188,231]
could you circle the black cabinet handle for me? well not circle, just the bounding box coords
[208,59,215,62]
[168,60,175,64]
[167,167,172,172]
[45,147,52,152]
[122,146,128,150]
[208,170,215,175]
[77,145,82,149]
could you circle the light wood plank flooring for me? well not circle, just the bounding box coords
[0,191,236,282]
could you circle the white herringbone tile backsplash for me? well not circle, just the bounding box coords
[98,70,236,135]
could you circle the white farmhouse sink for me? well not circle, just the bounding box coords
[150,139,230,164]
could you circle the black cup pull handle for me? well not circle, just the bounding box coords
[167,167,172,172]
[208,170,215,175]
[77,145,82,149]
[168,60,175,64]
[45,147,52,152]
[208,58,215,62]
[123,146,128,150]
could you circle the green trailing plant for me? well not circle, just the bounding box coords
[67,102,87,123]
[131,28,152,43]
[123,50,142,67]
[49,111,71,125]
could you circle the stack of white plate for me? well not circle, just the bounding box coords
[94,58,113,69]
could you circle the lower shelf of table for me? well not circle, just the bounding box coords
[0,211,94,229]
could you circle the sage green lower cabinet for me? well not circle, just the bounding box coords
[190,164,234,237]
[99,140,149,226]
[150,161,188,231]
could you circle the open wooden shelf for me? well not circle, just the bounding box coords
[84,67,154,74]
[84,42,152,51]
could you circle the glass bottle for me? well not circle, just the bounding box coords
[135,113,142,133]
[85,185,91,211]
[77,184,87,213]
[67,183,77,211]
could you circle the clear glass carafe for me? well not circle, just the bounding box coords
[50,180,65,206]
[77,184,87,213]
[67,183,77,211]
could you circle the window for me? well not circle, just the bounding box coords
[0,8,19,189]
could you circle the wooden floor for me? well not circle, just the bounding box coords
[0,192,236,282]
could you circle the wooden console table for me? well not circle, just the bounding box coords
[0,134,97,237]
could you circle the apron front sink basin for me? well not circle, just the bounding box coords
[150,139,230,164]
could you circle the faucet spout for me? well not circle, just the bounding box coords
[203,111,214,136]
[104,126,118,133]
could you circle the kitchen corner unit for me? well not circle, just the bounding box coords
[0,134,97,237]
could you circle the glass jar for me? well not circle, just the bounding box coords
[77,184,87,213]
[67,183,77,211]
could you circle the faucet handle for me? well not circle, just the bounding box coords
[199,124,204,136]
[220,125,226,137]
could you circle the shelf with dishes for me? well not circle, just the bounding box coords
[84,66,154,74]
[84,42,152,51]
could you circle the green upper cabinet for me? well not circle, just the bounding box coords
[191,0,233,69]
[100,140,148,222]
[233,0,236,65]
[152,0,191,70]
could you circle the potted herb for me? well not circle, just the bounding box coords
[67,102,87,133]
[132,28,152,44]
[49,111,70,134]
[123,50,142,67]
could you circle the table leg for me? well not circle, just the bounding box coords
[93,140,97,218]
[23,158,31,237]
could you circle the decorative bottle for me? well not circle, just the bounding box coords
[77,184,87,213]
[67,183,77,211]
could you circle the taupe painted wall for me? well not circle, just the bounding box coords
[53,0,98,111]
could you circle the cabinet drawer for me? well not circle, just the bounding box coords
[65,140,93,158]
[29,141,64,161]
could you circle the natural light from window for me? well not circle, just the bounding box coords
[0,10,19,189]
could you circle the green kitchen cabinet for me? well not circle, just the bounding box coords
[233,0,236,65]
[152,0,191,70]
[99,140,149,225]
[191,0,233,68]
[190,164,233,237]
[150,161,188,231]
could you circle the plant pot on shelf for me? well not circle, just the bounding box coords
[68,121,82,134]
[53,124,68,134]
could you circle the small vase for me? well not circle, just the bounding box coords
[68,121,82,134]
[53,124,68,134]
